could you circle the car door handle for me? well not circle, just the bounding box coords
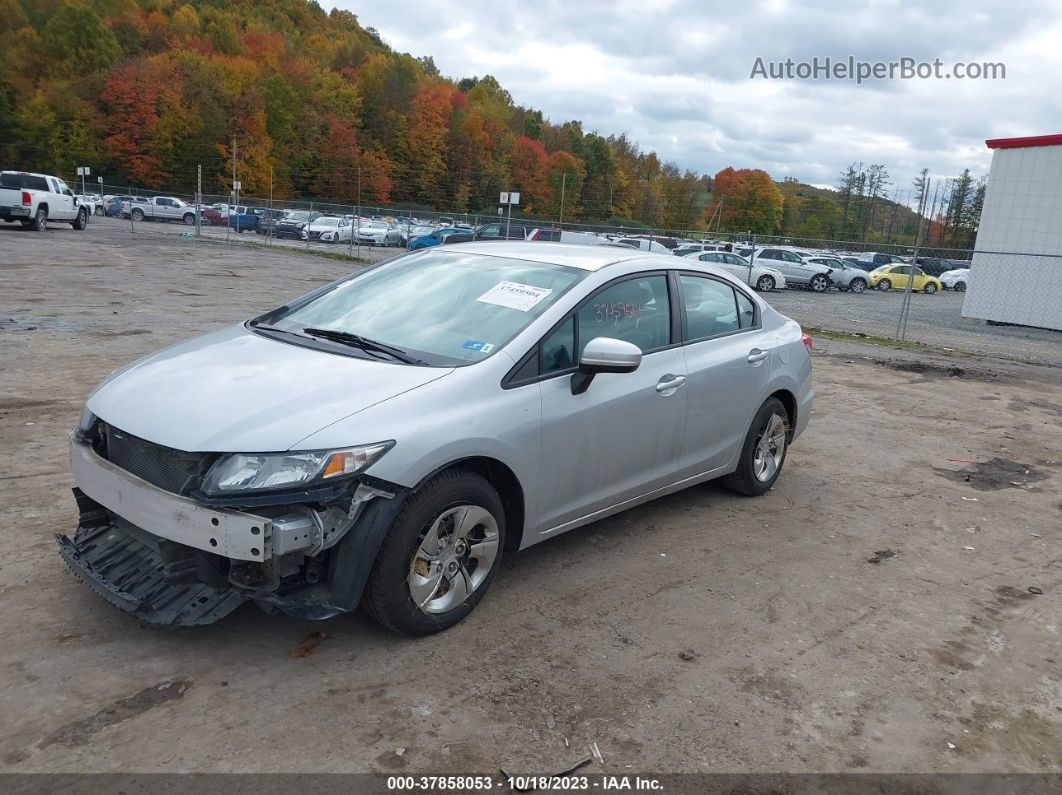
[747,349,770,363]
[656,375,686,392]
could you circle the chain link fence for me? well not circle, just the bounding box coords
[68,179,1062,367]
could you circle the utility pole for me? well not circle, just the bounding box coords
[559,172,566,226]
[896,177,930,341]
[232,137,239,235]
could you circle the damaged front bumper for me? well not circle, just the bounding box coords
[57,434,404,626]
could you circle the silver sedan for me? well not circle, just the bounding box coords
[60,242,814,635]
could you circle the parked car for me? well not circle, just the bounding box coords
[226,206,260,232]
[199,206,226,226]
[254,208,292,236]
[673,243,729,257]
[122,196,199,225]
[78,193,105,216]
[747,248,833,292]
[856,252,908,270]
[58,241,813,633]
[274,210,322,239]
[688,251,786,291]
[407,227,474,250]
[803,256,869,293]
[613,237,672,253]
[0,170,89,230]
[913,257,958,277]
[869,264,942,293]
[355,220,402,246]
[473,222,535,241]
[526,228,605,245]
[939,268,971,291]
[104,195,134,217]
[303,215,353,243]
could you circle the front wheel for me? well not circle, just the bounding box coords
[755,275,775,291]
[809,274,829,292]
[877,279,892,291]
[955,281,966,292]
[849,278,867,294]
[722,397,790,496]
[364,468,505,636]
[182,213,196,225]
[72,207,88,230]
[923,282,938,294]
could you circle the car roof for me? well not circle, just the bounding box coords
[441,240,664,271]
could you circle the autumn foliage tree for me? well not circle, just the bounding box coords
[706,167,784,234]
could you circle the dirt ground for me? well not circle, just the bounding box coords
[1,223,1061,775]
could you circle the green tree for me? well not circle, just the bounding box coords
[41,0,120,74]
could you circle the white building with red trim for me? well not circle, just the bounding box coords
[963,134,1062,331]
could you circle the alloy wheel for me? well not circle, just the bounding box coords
[753,413,787,483]
[407,504,500,615]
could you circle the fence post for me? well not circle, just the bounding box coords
[128,186,134,233]
[306,202,312,249]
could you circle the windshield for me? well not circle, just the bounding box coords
[262,250,585,365]
[285,211,313,221]
[317,218,339,226]
[363,221,387,229]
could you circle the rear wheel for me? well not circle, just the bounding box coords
[93,206,104,216]
[849,278,867,293]
[955,281,966,292]
[877,278,892,291]
[131,208,145,222]
[31,206,47,231]
[723,397,790,496]
[364,468,505,636]
[809,274,829,292]
[755,274,775,291]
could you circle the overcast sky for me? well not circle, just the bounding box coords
[335,0,1062,196]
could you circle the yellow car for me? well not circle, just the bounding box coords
[870,264,943,294]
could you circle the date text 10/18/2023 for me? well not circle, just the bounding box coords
[386,775,664,791]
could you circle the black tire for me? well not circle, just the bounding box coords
[31,206,47,231]
[182,213,196,225]
[849,278,867,293]
[71,207,88,230]
[722,397,790,497]
[755,274,775,291]
[364,468,506,636]
[955,281,966,292]
[131,208,145,222]
[93,206,104,216]
[923,282,938,294]
[809,274,829,292]
[877,278,892,291]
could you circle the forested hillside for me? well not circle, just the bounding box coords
[0,0,983,243]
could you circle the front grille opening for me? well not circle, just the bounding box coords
[102,424,210,495]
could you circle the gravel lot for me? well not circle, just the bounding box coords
[2,221,1062,776]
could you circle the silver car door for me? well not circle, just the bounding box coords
[675,273,773,473]
[537,273,688,533]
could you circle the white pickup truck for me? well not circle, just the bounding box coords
[0,171,90,231]
[121,196,199,224]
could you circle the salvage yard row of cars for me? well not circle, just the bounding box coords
[1,172,973,295]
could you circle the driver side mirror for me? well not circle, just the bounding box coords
[571,337,642,395]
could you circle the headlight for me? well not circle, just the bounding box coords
[202,442,394,494]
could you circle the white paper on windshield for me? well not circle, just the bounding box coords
[475,281,553,312]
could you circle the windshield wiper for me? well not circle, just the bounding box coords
[302,327,427,365]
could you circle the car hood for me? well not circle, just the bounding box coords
[86,325,452,452]
[358,228,388,235]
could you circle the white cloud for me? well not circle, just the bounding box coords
[337,0,1062,188]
